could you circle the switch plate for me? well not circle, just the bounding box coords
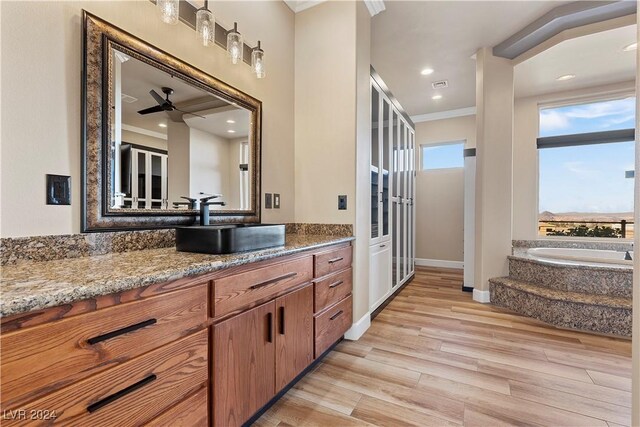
[273,194,280,209]
[265,193,273,209]
[46,174,71,205]
[338,195,347,210]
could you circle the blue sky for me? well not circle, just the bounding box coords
[539,97,635,214]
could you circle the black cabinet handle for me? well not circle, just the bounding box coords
[87,319,157,345]
[267,312,273,343]
[87,374,157,413]
[328,257,344,264]
[329,280,344,289]
[279,306,285,335]
[250,272,297,290]
[330,310,344,321]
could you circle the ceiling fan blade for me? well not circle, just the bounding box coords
[149,89,165,105]
[137,105,165,115]
[176,108,205,119]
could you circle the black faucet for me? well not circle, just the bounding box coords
[199,195,226,226]
[173,196,198,209]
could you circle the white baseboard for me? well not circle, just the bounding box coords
[473,289,491,303]
[344,311,371,341]
[415,258,464,269]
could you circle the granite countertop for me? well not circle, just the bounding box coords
[0,234,354,318]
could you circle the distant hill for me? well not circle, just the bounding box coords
[539,211,634,222]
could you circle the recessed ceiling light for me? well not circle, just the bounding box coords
[226,119,236,124]
[432,95,442,100]
[227,129,236,133]
[158,123,167,128]
[556,74,576,81]
[421,68,434,76]
[623,42,637,52]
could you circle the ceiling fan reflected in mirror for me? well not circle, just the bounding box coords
[137,87,205,118]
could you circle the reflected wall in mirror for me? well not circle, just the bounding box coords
[82,12,261,231]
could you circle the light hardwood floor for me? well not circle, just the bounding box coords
[254,266,632,427]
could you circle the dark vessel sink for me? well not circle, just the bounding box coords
[175,224,286,254]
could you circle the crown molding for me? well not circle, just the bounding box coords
[284,0,384,16]
[283,1,325,13]
[364,0,385,17]
[411,106,477,123]
[122,124,168,141]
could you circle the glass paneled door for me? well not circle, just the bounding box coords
[370,81,391,246]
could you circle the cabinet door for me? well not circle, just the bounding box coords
[213,301,275,427]
[275,284,314,390]
[369,243,391,311]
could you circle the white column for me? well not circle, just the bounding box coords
[463,151,476,289]
[473,47,514,302]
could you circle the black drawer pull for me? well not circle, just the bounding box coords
[328,257,344,264]
[279,306,285,335]
[87,374,157,413]
[330,310,344,321]
[267,312,273,343]
[329,280,344,289]
[250,272,298,290]
[87,319,157,345]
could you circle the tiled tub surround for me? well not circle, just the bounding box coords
[490,252,632,337]
[0,223,352,266]
[0,233,354,317]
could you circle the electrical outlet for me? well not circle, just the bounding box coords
[338,195,347,210]
[46,174,71,205]
[274,194,280,209]
[265,193,273,209]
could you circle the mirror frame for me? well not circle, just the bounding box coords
[82,11,261,232]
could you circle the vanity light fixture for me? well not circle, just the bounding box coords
[556,74,576,81]
[623,42,637,52]
[226,119,236,124]
[432,94,442,100]
[196,0,215,47]
[420,68,434,76]
[157,0,179,25]
[227,22,243,65]
[252,41,265,79]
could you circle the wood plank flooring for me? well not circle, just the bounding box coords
[254,267,632,427]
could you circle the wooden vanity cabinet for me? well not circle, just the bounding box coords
[0,242,352,427]
[213,284,314,427]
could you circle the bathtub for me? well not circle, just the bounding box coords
[527,247,633,266]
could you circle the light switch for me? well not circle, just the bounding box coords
[46,174,71,205]
[274,194,280,209]
[338,195,347,210]
[265,193,272,209]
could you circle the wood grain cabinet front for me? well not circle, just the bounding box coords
[314,245,352,278]
[0,284,208,409]
[213,256,313,319]
[1,330,209,427]
[314,294,353,358]
[313,267,353,313]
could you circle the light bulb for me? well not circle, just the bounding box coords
[157,0,179,25]
[196,5,215,47]
[227,22,243,65]
[252,41,265,79]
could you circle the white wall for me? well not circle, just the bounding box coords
[0,0,295,237]
[414,115,475,263]
[189,128,230,200]
[512,80,636,240]
[121,129,167,152]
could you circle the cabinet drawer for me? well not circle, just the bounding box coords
[213,256,313,318]
[147,386,208,427]
[1,284,207,408]
[313,268,352,313]
[314,295,353,358]
[314,245,352,278]
[1,330,208,427]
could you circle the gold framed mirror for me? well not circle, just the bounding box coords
[82,11,261,232]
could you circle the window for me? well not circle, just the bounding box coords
[421,141,464,170]
[538,97,635,239]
